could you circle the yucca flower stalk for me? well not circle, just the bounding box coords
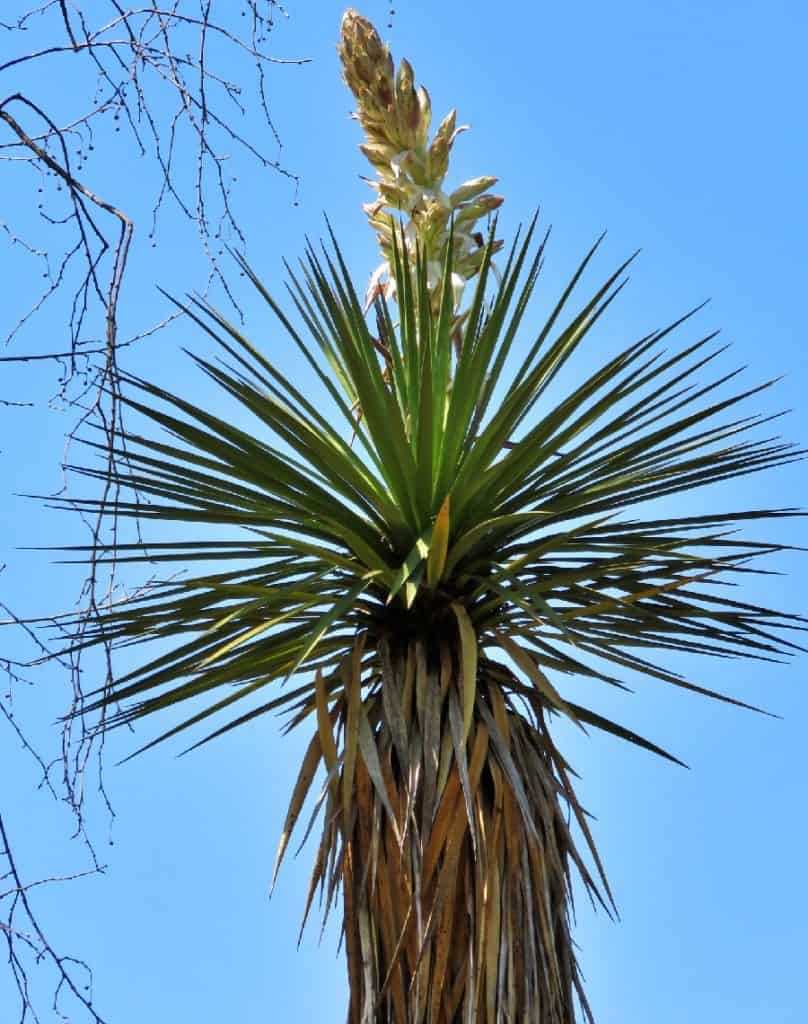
[43,12,804,1024]
[338,9,503,314]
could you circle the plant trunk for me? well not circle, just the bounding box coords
[313,636,598,1024]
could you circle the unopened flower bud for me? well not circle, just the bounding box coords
[360,141,398,168]
[427,110,456,183]
[363,197,387,219]
[415,87,432,148]
[368,214,395,239]
[454,194,504,225]
[339,10,395,123]
[449,176,498,207]
[378,181,413,208]
[415,198,451,245]
[340,10,385,70]
[395,59,419,147]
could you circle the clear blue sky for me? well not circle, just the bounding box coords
[1,1,806,1021]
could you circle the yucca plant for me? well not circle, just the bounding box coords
[48,11,804,1024]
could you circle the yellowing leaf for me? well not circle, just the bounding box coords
[271,728,322,894]
[315,668,338,778]
[387,532,430,606]
[427,495,451,587]
[342,672,360,829]
[451,601,478,744]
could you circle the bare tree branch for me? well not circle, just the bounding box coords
[0,813,108,1024]
[1,4,309,1017]
[1,0,308,809]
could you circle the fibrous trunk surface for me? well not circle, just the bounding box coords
[297,635,605,1024]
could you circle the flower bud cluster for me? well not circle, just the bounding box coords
[339,9,503,310]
